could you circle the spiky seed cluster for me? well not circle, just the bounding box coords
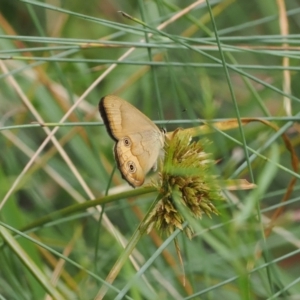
[149,129,222,238]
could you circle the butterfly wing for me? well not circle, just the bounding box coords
[99,95,164,187]
[99,95,160,139]
[114,131,163,187]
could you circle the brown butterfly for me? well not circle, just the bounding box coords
[99,95,165,187]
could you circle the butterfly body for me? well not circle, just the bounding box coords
[99,95,165,187]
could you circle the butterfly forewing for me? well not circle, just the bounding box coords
[100,95,160,140]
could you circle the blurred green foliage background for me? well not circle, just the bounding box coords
[1,0,300,299]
